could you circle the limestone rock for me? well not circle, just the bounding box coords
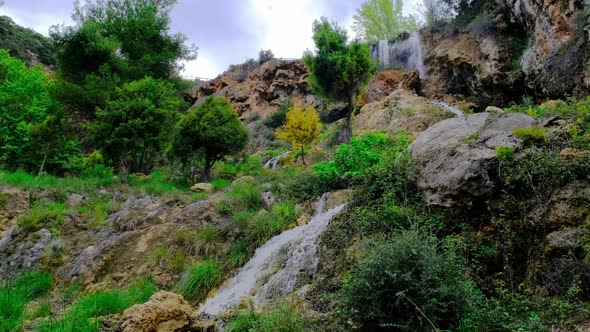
[119,291,196,332]
[546,228,588,253]
[67,193,86,207]
[354,90,455,134]
[411,112,536,207]
[191,183,213,193]
[485,106,504,113]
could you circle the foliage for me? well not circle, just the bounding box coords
[352,0,421,43]
[303,17,375,143]
[175,260,222,302]
[512,126,548,144]
[171,96,248,181]
[92,77,183,175]
[0,50,79,174]
[0,16,56,65]
[17,201,68,232]
[39,278,156,332]
[258,49,275,64]
[417,0,455,26]
[276,105,322,164]
[340,230,475,331]
[263,98,292,129]
[0,271,52,332]
[495,145,515,163]
[227,182,263,212]
[314,132,401,188]
[194,224,222,258]
[227,303,311,332]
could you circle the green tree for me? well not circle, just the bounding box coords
[276,105,322,165]
[171,96,248,181]
[0,16,56,66]
[352,0,421,43]
[303,18,375,143]
[0,50,78,173]
[51,0,197,116]
[91,77,183,176]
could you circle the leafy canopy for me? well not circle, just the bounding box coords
[276,105,322,152]
[0,50,78,173]
[303,17,375,142]
[91,77,183,174]
[352,0,421,43]
[171,96,248,181]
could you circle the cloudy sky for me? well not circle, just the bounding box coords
[0,0,420,79]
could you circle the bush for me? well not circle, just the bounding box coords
[258,49,275,64]
[340,230,475,331]
[263,98,292,129]
[228,182,263,212]
[17,201,68,232]
[176,261,222,302]
[315,133,407,188]
[513,126,548,144]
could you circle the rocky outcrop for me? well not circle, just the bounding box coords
[410,112,536,207]
[354,90,457,134]
[189,59,316,120]
[119,291,196,332]
[504,0,590,97]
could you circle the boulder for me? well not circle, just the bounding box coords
[411,112,536,207]
[67,193,86,207]
[353,90,456,134]
[191,183,213,193]
[119,291,196,332]
[546,228,588,253]
[485,106,504,114]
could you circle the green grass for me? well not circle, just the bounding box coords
[513,126,548,144]
[211,178,231,190]
[175,260,222,302]
[39,278,155,332]
[227,303,310,332]
[228,182,263,212]
[17,201,68,232]
[194,224,221,258]
[0,271,53,332]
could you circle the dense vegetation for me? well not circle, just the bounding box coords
[0,0,589,331]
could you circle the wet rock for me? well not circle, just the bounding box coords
[119,291,196,332]
[191,183,213,193]
[411,112,536,207]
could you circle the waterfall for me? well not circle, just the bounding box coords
[407,32,426,79]
[263,151,290,170]
[432,100,465,118]
[378,40,390,69]
[198,194,346,316]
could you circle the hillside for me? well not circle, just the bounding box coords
[0,0,590,331]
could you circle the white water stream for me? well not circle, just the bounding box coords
[198,194,346,316]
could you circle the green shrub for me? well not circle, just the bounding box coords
[263,98,292,129]
[340,230,475,331]
[14,270,53,301]
[513,126,548,144]
[226,239,249,269]
[272,202,297,225]
[176,261,222,302]
[495,146,515,163]
[280,169,328,202]
[314,133,399,188]
[211,178,231,190]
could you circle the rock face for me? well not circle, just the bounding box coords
[354,90,456,134]
[119,291,196,332]
[505,0,589,97]
[189,59,315,120]
[410,112,536,207]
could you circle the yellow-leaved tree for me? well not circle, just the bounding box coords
[276,105,322,165]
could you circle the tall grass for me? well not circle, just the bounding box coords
[0,271,53,332]
[228,182,263,212]
[227,303,310,332]
[39,278,155,332]
[175,260,222,302]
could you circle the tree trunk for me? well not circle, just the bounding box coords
[203,155,213,182]
[336,94,354,144]
[37,150,48,177]
[300,146,306,166]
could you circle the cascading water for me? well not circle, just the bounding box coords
[198,194,346,316]
[377,40,391,69]
[431,100,465,118]
[407,31,426,79]
[263,151,290,170]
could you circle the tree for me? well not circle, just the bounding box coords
[352,0,421,43]
[51,0,197,116]
[258,49,274,64]
[171,96,248,181]
[417,0,455,26]
[303,18,375,143]
[91,77,183,176]
[276,105,322,165]
[0,50,79,173]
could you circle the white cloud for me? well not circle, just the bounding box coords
[0,6,73,36]
[180,51,224,80]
